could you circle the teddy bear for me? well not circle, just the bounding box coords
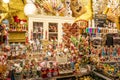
[70,0,86,17]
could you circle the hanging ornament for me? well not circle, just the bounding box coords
[13,16,20,23]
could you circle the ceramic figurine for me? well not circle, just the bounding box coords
[107,47,110,56]
[65,0,72,17]
[109,46,113,56]
[53,66,59,77]
[70,61,75,70]
[41,8,46,15]
[74,62,80,74]
[47,68,52,78]
[41,67,47,78]
[112,46,117,56]
[101,47,105,57]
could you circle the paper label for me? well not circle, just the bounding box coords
[56,55,67,63]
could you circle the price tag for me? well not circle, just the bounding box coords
[75,20,88,29]
[56,54,67,63]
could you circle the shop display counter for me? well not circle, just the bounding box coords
[92,71,112,80]
[22,73,90,80]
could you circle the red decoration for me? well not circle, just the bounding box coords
[13,16,27,24]
[41,68,47,78]
[22,20,27,22]
[13,16,20,23]
[118,47,120,56]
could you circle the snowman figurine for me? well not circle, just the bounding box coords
[65,0,72,17]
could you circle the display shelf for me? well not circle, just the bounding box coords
[33,32,42,34]
[32,22,43,40]
[8,30,26,43]
[9,39,25,42]
[49,32,58,34]
[100,61,120,63]
[7,59,24,62]
[8,31,26,33]
[92,71,112,80]
[28,15,74,43]
[22,73,90,80]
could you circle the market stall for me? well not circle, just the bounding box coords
[0,0,120,80]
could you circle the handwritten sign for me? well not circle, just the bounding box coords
[56,55,67,63]
[95,14,107,27]
[75,20,88,29]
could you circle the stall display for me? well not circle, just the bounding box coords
[0,0,120,80]
[0,26,93,80]
[89,46,120,80]
[1,22,119,80]
[7,43,27,60]
[8,16,28,43]
[96,63,120,77]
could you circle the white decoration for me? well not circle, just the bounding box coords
[3,0,9,3]
[24,3,37,15]
[64,48,69,53]
[65,0,72,17]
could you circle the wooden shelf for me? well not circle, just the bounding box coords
[8,31,26,43]
[9,39,25,42]
[24,73,90,80]
[100,61,120,63]
[92,71,112,80]
[33,32,42,33]
[8,31,26,33]
[49,32,58,34]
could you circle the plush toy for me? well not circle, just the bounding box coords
[74,0,92,21]
[65,0,72,17]
[74,62,80,74]
[0,24,8,45]
[70,0,86,17]
[13,63,23,73]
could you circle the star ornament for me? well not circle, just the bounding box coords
[0,0,26,23]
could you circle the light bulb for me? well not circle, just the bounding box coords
[24,3,37,15]
[3,0,9,3]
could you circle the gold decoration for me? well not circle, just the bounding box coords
[75,0,92,21]
[0,0,27,23]
[70,0,86,17]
